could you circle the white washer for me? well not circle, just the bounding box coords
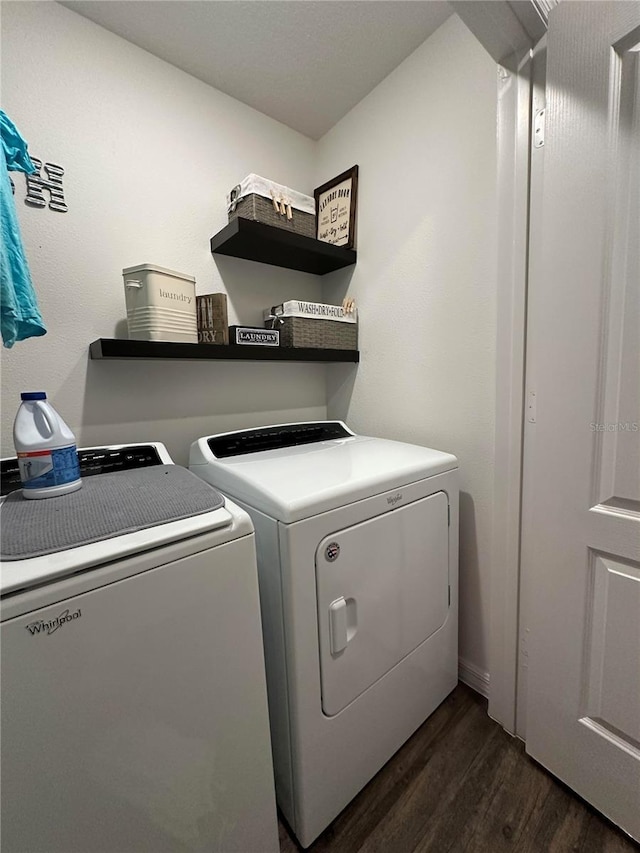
[189,421,459,847]
[0,443,278,853]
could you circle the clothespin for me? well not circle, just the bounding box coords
[282,197,293,220]
[342,297,356,314]
[270,189,280,214]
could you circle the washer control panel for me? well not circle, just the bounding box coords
[1,445,163,496]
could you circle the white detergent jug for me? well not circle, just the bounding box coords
[13,392,82,499]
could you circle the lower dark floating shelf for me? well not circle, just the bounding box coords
[90,339,359,363]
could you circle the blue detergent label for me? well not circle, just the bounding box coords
[18,445,81,490]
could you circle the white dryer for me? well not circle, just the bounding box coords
[189,421,459,847]
[0,443,278,853]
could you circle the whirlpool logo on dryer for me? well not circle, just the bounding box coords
[25,608,81,636]
[387,492,403,506]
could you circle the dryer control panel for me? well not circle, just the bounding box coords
[207,422,353,458]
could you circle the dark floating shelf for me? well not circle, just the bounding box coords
[90,338,359,363]
[210,219,357,275]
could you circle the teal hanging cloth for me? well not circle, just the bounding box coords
[0,110,46,348]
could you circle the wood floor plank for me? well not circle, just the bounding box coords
[277,684,639,853]
[547,797,595,853]
[458,738,554,853]
[411,726,510,853]
[517,770,602,853]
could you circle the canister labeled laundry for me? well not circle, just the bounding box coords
[13,392,82,499]
[123,264,197,343]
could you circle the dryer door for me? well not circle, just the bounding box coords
[316,491,449,716]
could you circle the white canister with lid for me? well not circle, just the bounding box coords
[13,392,82,499]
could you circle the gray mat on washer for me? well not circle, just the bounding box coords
[0,466,225,560]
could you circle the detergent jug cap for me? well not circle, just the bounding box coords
[20,392,47,401]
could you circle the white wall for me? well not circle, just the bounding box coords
[317,15,498,677]
[0,1,326,465]
[2,5,498,681]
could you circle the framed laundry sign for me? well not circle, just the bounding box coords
[314,165,358,250]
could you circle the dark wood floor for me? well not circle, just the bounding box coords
[278,684,638,853]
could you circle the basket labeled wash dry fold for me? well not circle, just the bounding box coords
[264,299,357,350]
[227,174,316,238]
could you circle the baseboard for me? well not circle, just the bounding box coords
[458,657,490,699]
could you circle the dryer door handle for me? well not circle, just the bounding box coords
[329,597,357,655]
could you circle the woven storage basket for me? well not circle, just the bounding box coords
[228,175,316,239]
[277,317,357,350]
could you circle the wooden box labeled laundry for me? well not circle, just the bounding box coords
[197,293,229,344]
[227,174,316,238]
[264,300,358,350]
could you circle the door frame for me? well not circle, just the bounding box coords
[487,45,532,734]
[451,1,551,732]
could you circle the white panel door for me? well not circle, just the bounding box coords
[524,2,640,841]
[316,492,449,716]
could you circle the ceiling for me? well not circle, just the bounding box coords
[59,1,452,139]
